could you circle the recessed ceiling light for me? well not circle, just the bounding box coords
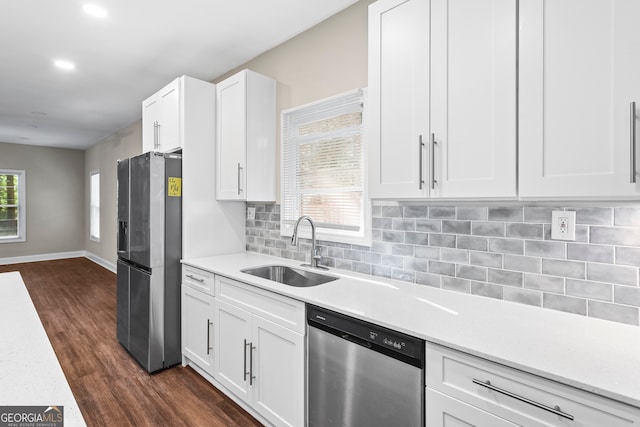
[54,59,75,71]
[83,4,108,18]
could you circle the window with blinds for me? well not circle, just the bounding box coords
[0,169,26,243]
[90,170,100,242]
[281,89,370,245]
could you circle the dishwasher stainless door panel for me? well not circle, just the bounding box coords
[308,326,424,427]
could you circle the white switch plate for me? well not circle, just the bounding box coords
[551,210,576,241]
[247,207,256,220]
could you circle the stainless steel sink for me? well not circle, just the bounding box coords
[241,265,338,287]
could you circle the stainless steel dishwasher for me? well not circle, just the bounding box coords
[307,305,425,427]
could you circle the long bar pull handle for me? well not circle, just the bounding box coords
[237,163,244,195]
[185,274,204,283]
[249,343,256,386]
[153,121,158,150]
[206,319,212,355]
[430,133,437,190]
[243,339,250,381]
[155,121,161,150]
[631,102,637,183]
[472,379,574,421]
[419,135,425,190]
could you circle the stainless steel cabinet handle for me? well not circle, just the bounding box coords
[237,163,244,195]
[243,339,250,381]
[153,121,158,150]
[472,379,574,421]
[419,135,425,190]
[249,343,256,386]
[186,274,204,283]
[430,133,437,190]
[206,319,212,355]
[631,102,637,183]
[156,122,161,150]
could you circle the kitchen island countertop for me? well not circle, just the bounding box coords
[0,271,86,426]
[183,252,640,409]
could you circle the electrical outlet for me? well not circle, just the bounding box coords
[247,207,256,220]
[551,210,576,241]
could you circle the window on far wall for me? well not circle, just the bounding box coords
[90,170,100,242]
[281,88,370,246]
[0,169,26,243]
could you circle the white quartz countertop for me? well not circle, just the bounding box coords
[0,272,86,426]
[183,252,640,409]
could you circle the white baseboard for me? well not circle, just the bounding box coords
[0,251,86,266]
[84,252,117,273]
[0,251,117,273]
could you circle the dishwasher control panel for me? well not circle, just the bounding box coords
[307,305,424,364]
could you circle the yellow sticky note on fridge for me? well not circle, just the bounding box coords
[168,177,182,197]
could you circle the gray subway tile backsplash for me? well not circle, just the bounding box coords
[575,207,614,225]
[587,300,639,325]
[246,202,640,326]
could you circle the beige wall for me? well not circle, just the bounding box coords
[215,0,373,201]
[84,121,142,266]
[0,142,84,259]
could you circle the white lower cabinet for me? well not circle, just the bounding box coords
[214,276,305,427]
[425,342,640,427]
[181,266,216,377]
[426,389,517,427]
[181,285,214,376]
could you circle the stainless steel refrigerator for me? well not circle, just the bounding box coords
[116,151,182,373]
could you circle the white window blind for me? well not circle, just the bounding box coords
[90,170,100,241]
[281,89,370,245]
[0,169,26,243]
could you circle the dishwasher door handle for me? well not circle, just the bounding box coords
[341,333,372,349]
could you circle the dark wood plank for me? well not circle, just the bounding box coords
[0,258,262,427]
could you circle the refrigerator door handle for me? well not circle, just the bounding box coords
[117,220,128,254]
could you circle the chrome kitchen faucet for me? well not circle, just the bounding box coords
[290,216,326,269]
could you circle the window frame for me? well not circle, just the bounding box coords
[90,169,100,242]
[280,88,371,246]
[0,169,26,243]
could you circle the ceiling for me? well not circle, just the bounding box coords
[0,0,358,150]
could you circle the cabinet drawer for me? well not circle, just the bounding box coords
[215,275,305,334]
[426,343,640,427]
[426,388,518,427]
[182,265,215,295]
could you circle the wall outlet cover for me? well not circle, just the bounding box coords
[247,207,256,220]
[551,210,576,241]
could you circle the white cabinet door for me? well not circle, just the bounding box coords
[520,0,640,198]
[214,299,252,402]
[142,95,160,153]
[157,79,181,153]
[368,0,430,199]
[216,72,247,200]
[252,316,304,427]
[141,78,181,153]
[431,0,516,198]
[426,389,519,427]
[181,285,214,375]
[216,70,276,201]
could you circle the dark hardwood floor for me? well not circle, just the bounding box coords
[0,257,262,427]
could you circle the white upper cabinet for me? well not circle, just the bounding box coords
[368,0,517,199]
[368,0,430,199]
[216,69,276,202]
[519,0,640,198]
[430,0,517,198]
[142,78,181,153]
